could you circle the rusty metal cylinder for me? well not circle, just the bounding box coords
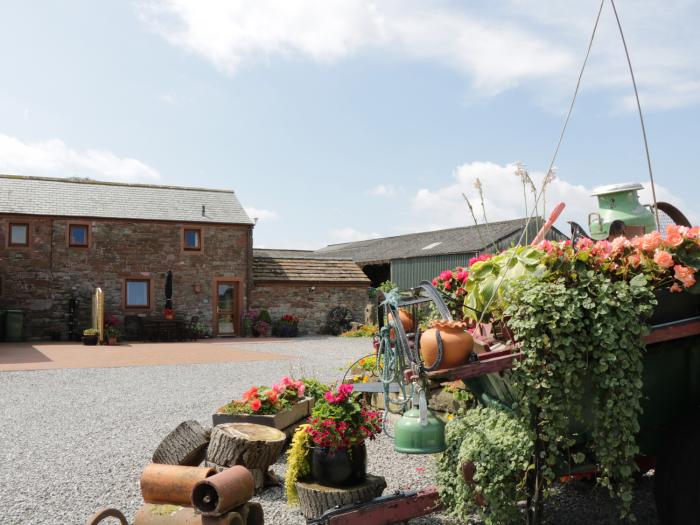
[192,466,255,516]
[133,504,248,525]
[141,464,215,506]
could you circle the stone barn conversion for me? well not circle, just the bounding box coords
[251,249,371,334]
[315,218,568,289]
[0,175,254,340]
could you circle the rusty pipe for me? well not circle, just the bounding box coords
[134,504,249,525]
[141,464,216,506]
[84,507,128,525]
[192,466,255,516]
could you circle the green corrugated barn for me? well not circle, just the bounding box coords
[315,218,568,289]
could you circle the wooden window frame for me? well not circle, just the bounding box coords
[181,226,203,253]
[67,222,90,248]
[8,222,30,247]
[123,278,152,310]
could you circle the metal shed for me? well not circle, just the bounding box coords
[315,218,568,289]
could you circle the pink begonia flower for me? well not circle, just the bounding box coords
[670,283,683,293]
[611,236,631,254]
[575,237,594,250]
[297,384,306,397]
[688,226,700,239]
[630,236,644,250]
[444,281,452,291]
[665,224,684,247]
[439,270,453,281]
[641,231,662,252]
[627,254,641,268]
[591,240,612,258]
[431,278,438,286]
[280,376,293,386]
[653,249,674,269]
[537,240,554,253]
[674,265,697,289]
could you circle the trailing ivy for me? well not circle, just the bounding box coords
[504,270,655,519]
[436,407,533,525]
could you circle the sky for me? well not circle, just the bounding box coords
[1,1,699,249]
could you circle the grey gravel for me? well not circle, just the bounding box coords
[0,337,658,525]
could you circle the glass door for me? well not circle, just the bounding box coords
[215,281,238,336]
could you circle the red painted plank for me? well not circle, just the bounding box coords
[644,319,700,345]
[426,353,523,381]
[327,488,442,525]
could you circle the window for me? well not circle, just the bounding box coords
[125,279,150,308]
[9,223,29,246]
[183,228,202,251]
[69,224,89,247]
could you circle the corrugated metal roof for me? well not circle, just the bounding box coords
[254,256,370,283]
[0,175,253,224]
[315,218,562,262]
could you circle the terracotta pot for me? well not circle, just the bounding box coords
[420,320,473,370]
[389,309,414,338]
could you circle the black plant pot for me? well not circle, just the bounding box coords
[648,289,700,325]
[82,335,98,346]
[311,443,367,487]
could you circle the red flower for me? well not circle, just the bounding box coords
[249,398,262,412]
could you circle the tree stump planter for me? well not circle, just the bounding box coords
[207,423,286,469]
[212,398,313,430]
[295,475,387,520]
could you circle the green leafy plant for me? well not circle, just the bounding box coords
[377,280,398,293]
[83,328,98,336]
[463,245,545,322]
[437,407,533,525]
[505,270,655,519]
[285,424,312,504]
[300,378,332,401]
[257,310,273,324]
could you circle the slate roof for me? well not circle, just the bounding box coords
[253,249,319,259]
[314,218,564,263]
[0,175,253,224]
[253,253,370,283]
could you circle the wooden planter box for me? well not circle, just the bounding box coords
[212,397,314,429]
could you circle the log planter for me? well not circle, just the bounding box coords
[296,474,387,520]
[212,398,314,430]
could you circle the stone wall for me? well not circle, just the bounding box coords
[0,215,252,340]
[250,282,370,334]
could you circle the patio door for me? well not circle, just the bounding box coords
[214,280,239,336]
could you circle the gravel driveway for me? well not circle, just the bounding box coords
[0,337,659,525]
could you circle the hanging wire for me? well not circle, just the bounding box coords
[475,0,606,326]
[609,0,661,231]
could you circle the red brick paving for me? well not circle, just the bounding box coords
[0,339,293,372]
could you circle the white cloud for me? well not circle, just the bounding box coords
[0,134,160,182]
[411,160,698,236]
[159,92,178,104]
[137,0,572,95]
[368,184,397,197]
[138,0,700,109]
[328,227,382,244]
[245,206,278,222]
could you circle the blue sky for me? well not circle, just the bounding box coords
[1,1,699,248]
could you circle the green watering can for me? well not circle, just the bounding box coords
[588,182,657,240]
[394,388,446,454]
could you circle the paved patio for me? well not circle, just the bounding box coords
[0,338,293,371]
